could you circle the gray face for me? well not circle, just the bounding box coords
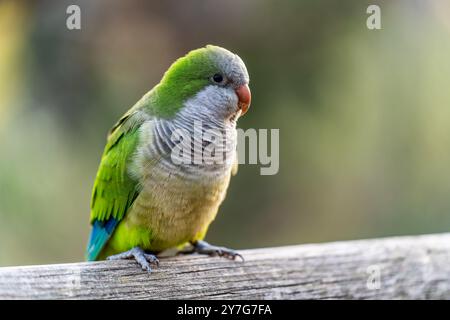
[189,46,250,121]
[174,46,250,126]
[208,46,250,89]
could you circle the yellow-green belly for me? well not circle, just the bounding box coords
[98,169,231,258]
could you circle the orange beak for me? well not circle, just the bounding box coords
[235,84,251,116]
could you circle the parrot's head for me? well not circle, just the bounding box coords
[151,45,251,121]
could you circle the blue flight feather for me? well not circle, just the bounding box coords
[85,218,118,261]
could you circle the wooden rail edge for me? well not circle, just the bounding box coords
[1,233,450,299]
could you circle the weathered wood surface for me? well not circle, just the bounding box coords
[1,233,450,299]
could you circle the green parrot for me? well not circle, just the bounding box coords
[85,45,251,272]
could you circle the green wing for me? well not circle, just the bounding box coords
[86,110,143,260]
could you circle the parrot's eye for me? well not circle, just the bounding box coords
[212,73,225,84]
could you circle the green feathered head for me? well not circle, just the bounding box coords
[148,45,250,119]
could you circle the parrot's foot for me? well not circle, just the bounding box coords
[191,240,244,261]
[107,247,159,273]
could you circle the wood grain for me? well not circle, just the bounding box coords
[1,233,450,299]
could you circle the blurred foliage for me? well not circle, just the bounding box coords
[1,0,450,266]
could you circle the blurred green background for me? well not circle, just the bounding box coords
[1,0,450,266]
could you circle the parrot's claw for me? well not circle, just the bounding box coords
[192,240,244,261]
[107,247,159,273]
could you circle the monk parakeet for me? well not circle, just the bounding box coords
[85,45,251,272]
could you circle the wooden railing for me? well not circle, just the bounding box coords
[1,233,450,299]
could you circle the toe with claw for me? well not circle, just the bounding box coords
[192,240,244,261]
[107,247,159,272]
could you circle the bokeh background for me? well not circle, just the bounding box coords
[1,0,450,266]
